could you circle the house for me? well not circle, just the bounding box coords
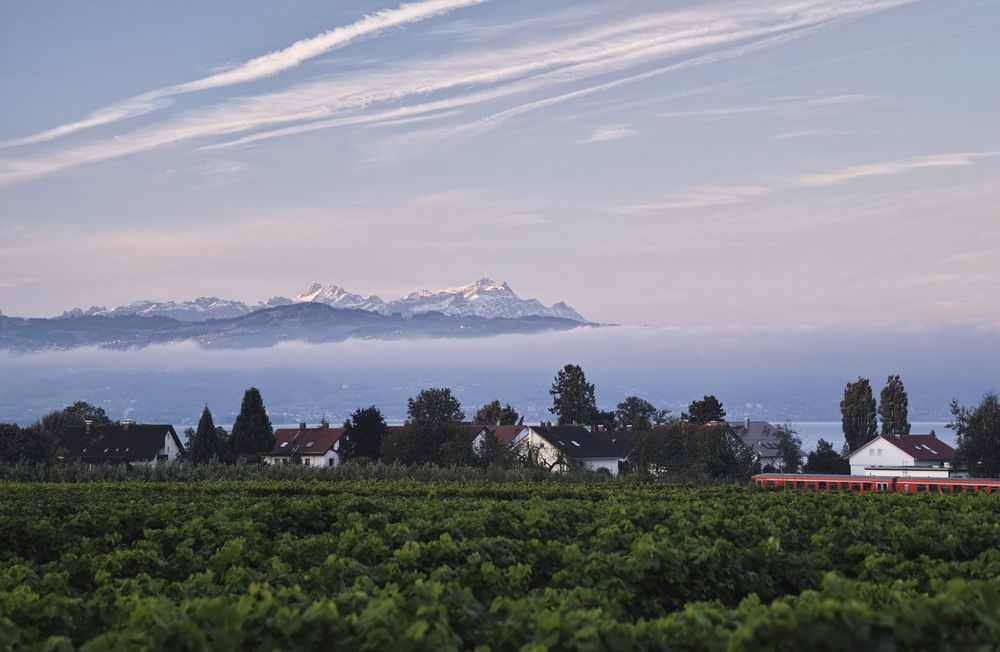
[514,423,630,476]
[847,434,961,478]
[59,419,183,467]
[471,424,528,453]
[728,418,782,469]
[263,422,344,467]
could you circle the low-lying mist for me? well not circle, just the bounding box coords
[1,324,996,432]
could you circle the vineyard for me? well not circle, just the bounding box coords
[2,481,1000,650]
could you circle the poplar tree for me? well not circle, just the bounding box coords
[879,374,911,437]
[841,377,878,453]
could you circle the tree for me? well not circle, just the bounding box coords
[803,438,849,474]
[186,406,230,464]
[0,423,54,465]
[686,395,726,424]
[476,431,518,469]
[879,374,911,437]
[62,401,111,427]
[952,392,1000,477]
[549,364,597,425]
[382,388,465,465]
[473,400,521,425]
[615,396,658,431]
[774,422,804,473]
[230,387,274,460]
[339,406,388,463]
[841,377,878,453]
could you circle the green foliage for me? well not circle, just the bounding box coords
[3,481,1000,650]
[774,422,804,473]
[952,392,1000,477]
[626,422,757,482]
[614,396,665,430]
[382,388,465,465]
[38,401,111,445]
[804,439,850,474]
[879,374,911,436]
[229,388,274,461]
[0,423,54,465]
[841,377,878,453]
[473,400,521,425]
[549,364,597,425]
[186,406,231,464]
[686,395,726,424]
[339,406,389,463]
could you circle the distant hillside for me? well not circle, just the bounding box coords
[0,302,591,353]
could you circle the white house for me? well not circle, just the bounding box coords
[263,422,343,467]
[60,419,183,467]
[470,424,527,453]
[513,423,630,476]
[847,434,961,478]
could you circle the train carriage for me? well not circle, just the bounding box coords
[752,473,1000,494]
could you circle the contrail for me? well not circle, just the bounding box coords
[0,0,487,149]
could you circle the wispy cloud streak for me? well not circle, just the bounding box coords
[0,0,487,149]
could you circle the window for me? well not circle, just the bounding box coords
[903,483,910,492]
[304,458,311,466]
[280,442,289,448]
[870,448,875,456]
[851,483,861,492]
[916,484,926,492]
[570,441,581,447]
[966,485,975,494]
[863,483,872,491]
[304,441,315,448]
[796,480,804,489]
[928,484,938,493]
[877,449,883,457]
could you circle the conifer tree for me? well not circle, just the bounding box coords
[549,364,597,425]
[879,374,911,437]
[841,377,878,452]
[187,406,229,464]
[230,387,274,460]
[339,406,388,462]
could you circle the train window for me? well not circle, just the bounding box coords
[796,481,805,489]
[851,483,861,492]
[966,486,975,494]
[785,481,794,488]
[979,486,988,493]
[929,484,938,493]
[819,481,827,490]
[863,483,872,491]
[916,484,927,492]
[840,482,849,491]
[903,483,910,492]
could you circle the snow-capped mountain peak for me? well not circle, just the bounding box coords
[57,279,585,323]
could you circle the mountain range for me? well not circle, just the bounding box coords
[57,278,585,322]
[0,279,589,352]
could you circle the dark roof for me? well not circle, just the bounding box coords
[59,423,180,463]
[881,434,956,462]
[529,425,630,458]
[728,420,782,455]
[269,426,344,455]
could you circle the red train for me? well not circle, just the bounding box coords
[752,473,1000,494]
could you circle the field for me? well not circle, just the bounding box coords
[3,481,1000,650]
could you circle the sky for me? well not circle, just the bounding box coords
[1,0,998,326]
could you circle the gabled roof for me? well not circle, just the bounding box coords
[728,420,782,455]
[472,424,527,445]
[60,423,180,463]
[269,426,344,456]
[527,424,630,459]
[851,434,956,462]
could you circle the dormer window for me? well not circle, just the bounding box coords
[305,441,315,448]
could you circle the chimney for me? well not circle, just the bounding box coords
[299,421,307,431]
[84,419,93,434]
[744,417,750,431]
[122,419,132,431]
[626,424,632,432]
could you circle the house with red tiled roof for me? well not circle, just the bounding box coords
[847,433,962,478]
[263,422,344,467]
[470,424,528,453]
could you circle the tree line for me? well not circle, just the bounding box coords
[3,364,999,478]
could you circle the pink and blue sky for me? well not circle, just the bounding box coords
[1,0,998,326]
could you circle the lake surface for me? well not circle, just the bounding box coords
[784,422,953,452]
